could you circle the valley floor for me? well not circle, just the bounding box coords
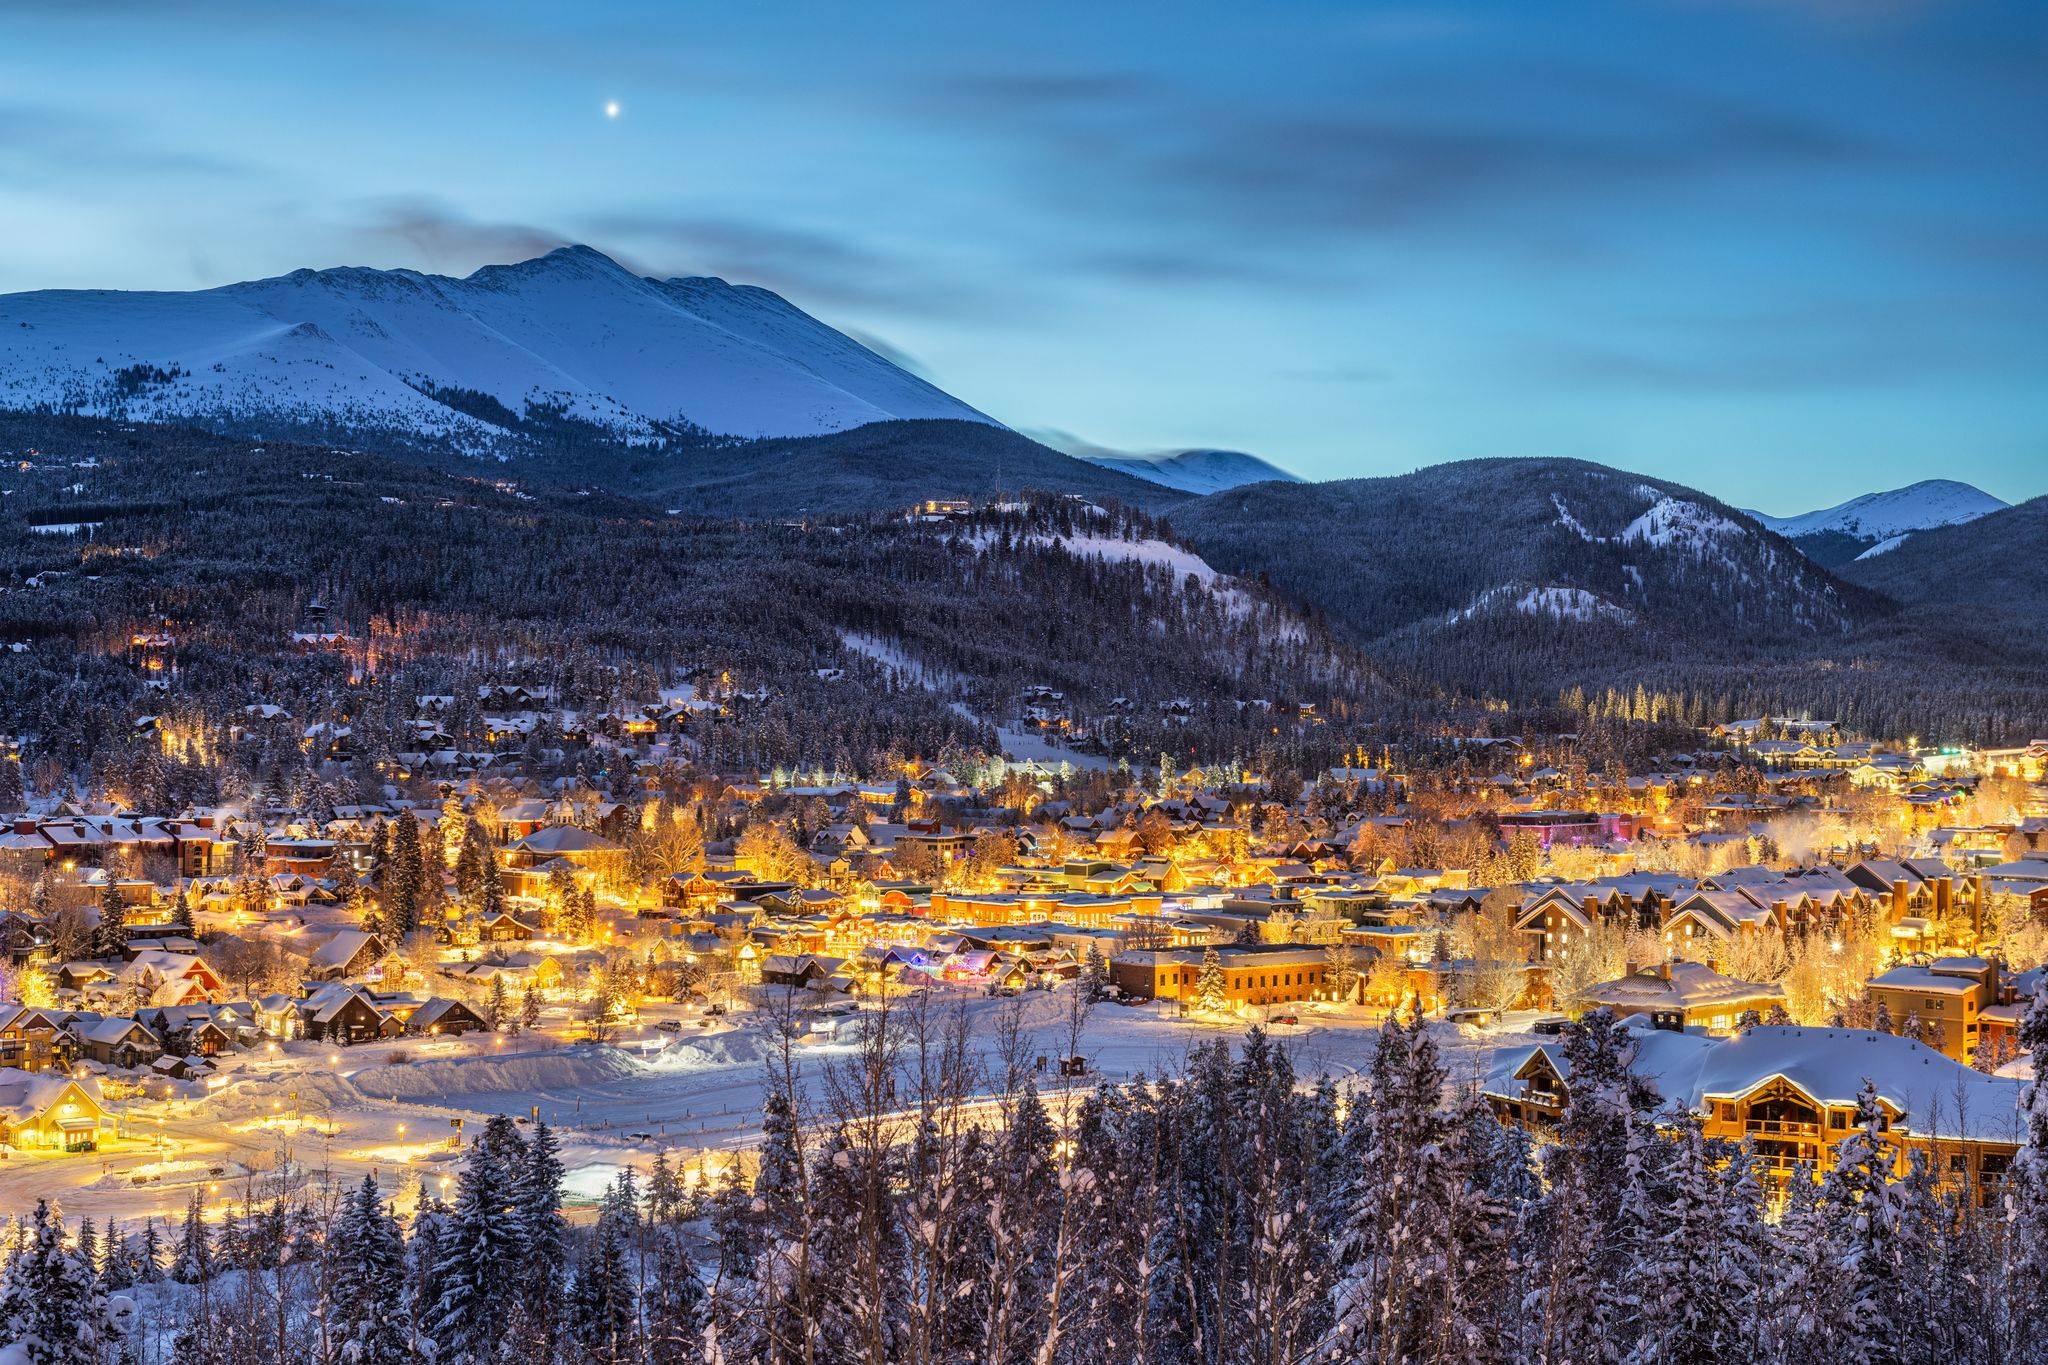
[0,992,1537,1225]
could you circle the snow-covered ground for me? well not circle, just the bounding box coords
[0,995,1532,1224]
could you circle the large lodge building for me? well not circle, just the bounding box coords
[1486,1021,2026,1188]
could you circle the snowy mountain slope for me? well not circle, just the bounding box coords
[1751,480,2007,540]
[1174,457,1882,653]
[0,245,997,449]
[1074,447,1301,494]
[1748,480,2007,567]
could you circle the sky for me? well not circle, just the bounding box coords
[1,0,2043,511]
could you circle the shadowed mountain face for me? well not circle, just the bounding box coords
[1171,457,1879,649]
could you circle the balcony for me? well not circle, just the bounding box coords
[1744,1118,1822,1139]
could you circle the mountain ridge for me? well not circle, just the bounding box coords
[1167,455,1889,699]
[0,245,998,451]
[1074,447,1301,495]
[1747,479,2008,568]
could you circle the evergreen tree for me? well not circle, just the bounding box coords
[334,1176,410,1365]
[569,1179,642,1364]
[93,879,126,960]
[510,1118,569,1359]
[427,1127,528,1361]
[135,1219,163,1285]
[1194,945,1227,1015]
[166,883,195,937]
[0,1200,124,1365]
[2004,989,2048,1357]
[1819,1081,1907,1361]
[387,809,424,938]
[644,1220,708,1365]
[1081,942,1111,1001]
[170,1193,212,1284]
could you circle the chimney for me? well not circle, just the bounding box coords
[1657,959,1672,982]
[1935,877,1952,920]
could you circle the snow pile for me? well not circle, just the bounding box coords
[351,1045,648,1102]
[638,1029,781,1073]
[0,245,997,446]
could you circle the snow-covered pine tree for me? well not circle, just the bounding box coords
[1769,1162,1836,1363]
[1326,1013,1410,1357]
[1531,1009,1650,1363]
[1194,946,1227,1015]
[334,1175,410,1365]
[427,1128,529,1361]
[1630,1117,1745,1363]
[1712,1142,1769,1352]
[97,1222,132,1294]
[0,1199,125,1365]
[1081,942,1110,1001]
[92,879,126,960]
[1819,1081,1908,1362]
[568,1183,641,1365]
[643,1217,708,1365]
[404,1196,451,1362]
[134,1220,162,1285]
[2003,988,2048,1358]
[170,1194,212,1284]
[506,1116,569,1360]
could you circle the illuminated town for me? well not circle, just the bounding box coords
[2,1,2046,1360]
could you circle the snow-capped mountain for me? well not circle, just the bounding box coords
[1748,480,2007,567]
[1074,448,1301,495]
[0,246,997,451]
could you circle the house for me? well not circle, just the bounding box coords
[0,1006,76,1072]
[1110,945,1332,1007]
[1576,961,1786,1034]
[75,1016,162,1069]
[505,825,626,882]
[1486,1022,2025,1185]
[760,954,851,991]
[405,997,491,1037]
[477,911,541,944]
[299,985,403,1044]
[1864,957,1998,1062]
[309,930,386,981]
[115,952,226,1006]
[0,1070,111,1152]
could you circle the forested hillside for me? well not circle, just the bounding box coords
[530,419,1191,518]
[1168,457,2048,741]
[0,414,1389,791]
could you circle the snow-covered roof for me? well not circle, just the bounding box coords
[1579,962,1785,1013]
[1489,1024,2026,1145]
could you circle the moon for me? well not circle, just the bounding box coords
[604,100,621,120]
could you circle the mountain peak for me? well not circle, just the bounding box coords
[0,249,998,448]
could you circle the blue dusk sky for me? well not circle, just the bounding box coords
[2,0,2042,510]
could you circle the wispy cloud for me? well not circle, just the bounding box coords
[354,199,569,272]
